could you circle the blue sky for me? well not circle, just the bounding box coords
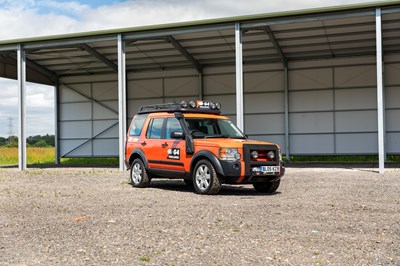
[0,0,381,137]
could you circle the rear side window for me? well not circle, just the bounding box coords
[165,118,182,139]
[129,114,148,136]
[146,118,164,139]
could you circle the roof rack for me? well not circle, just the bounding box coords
[138,101,222,115]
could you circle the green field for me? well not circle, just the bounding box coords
[0,147,55,165]
[0,147,118,166]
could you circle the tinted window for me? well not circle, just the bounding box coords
[165,118,182,139]
[147,118,164,139]
[129,114,148,136]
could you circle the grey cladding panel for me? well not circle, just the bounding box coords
[59,121,92,139]
[164,76,199,97]
[92,82,117,101]
[93,120,118,138]
[290,134,335,154]
[244,92,284,113]
[289,68,333,90]
[289,90,333,112]
[92,101,118,119]
[290,112,334,134]
[128,79,163,99]
[386,87,400,109]
[203,74,235,94]
[334,65,376,88]
[244,71,284,93]
[336,133,377,154]
[335,88,376,110]
[60,84,90,102]
[60,140,92,157]
[386,110,400,131]
[60,102,92,120]
[93,139,118,156]
[386,133,400,153]
[244,114,284,135]
[335,111,377,133]
[384,64,400,86]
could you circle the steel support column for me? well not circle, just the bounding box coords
[118,35,127,171]
[54,82,60,164]
[17,44,27,171]
[376,8,385,174]
[284,67,290,161]
[235,22,244,131]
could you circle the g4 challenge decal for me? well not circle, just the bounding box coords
[167,148,180,160]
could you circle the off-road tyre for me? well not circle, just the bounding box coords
[193,159,221,195]
[130,158,151,188]
[253,180,280,193]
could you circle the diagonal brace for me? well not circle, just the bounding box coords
[265,26,288,68]
[80,43,118,72]
[166,35,203,73]
[7,52,58,83]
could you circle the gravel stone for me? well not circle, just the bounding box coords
[0,167,399,265]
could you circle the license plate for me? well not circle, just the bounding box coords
[260,166,279,173]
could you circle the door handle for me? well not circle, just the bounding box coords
[161,142,168,148]
[141,141,147,146]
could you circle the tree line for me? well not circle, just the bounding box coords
[0,135,55,147]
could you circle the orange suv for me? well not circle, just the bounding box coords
[125,100,285,195]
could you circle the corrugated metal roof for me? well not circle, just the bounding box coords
[0,0,399,84]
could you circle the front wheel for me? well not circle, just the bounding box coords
[130,158,151,188]
[253,180,280,193]
[193,160,221,195]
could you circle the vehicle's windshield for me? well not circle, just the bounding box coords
[185,118,246,139]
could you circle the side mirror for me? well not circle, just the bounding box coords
[170,131,184,139]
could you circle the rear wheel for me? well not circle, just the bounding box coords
[130,158,151,188]
[253,180,280,193]
[193,159,221,195]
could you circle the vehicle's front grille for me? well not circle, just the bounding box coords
[243,144,279,176]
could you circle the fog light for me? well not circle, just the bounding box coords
[251,151,258,159]
[267,151,275,159]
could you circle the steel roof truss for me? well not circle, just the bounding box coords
[165,35,203,73]
[80,43,118,72]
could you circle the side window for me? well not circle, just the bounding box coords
[129,114,148,136]
[165,118,182,139]
[146,118,164,139]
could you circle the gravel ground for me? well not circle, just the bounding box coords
[0,166,399,265]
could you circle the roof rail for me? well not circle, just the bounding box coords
[138,100,222,115]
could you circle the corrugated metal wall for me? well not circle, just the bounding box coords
[58,54,400,157]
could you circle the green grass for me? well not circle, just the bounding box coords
[0,147,118,166]
[286,155,400,163]
[0,147,55,165]
[60,157,119,166]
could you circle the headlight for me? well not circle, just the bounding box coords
[219,148,241,160]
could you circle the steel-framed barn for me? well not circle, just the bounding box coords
[0,1,399,173]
